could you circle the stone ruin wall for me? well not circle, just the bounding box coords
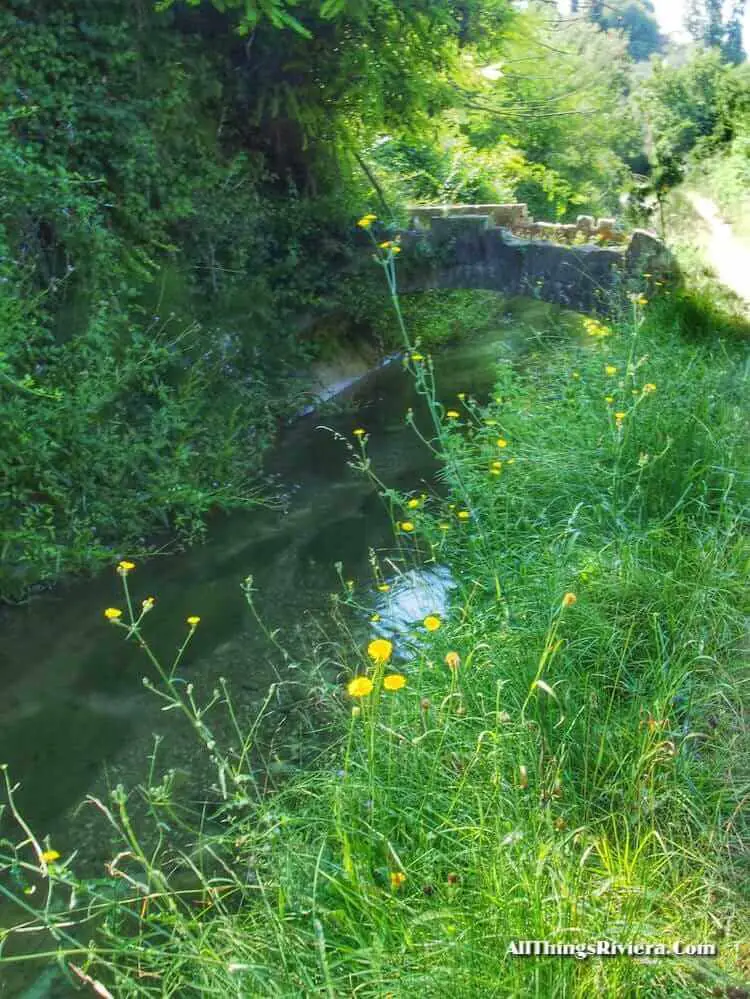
[407,203,625,246]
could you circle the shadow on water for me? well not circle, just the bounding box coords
[0,298,551,883]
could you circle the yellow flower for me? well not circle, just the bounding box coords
[390,871,406,889]
[562,592,577,608]
[407,498,421,509]
[445,651,461,670]
[484,418,498,425]
[370,613,381,623]
[141,597,155,612]
[348,676,374,698]
[492,460,502,470]
[367,638,393,665]
[357,214,377,229]
[490,467,501,476]
[104,607,122,620]
[605,395,614,405]
[41,849,60,863]
[423,615,441,631]
[383,673,407,691]
[643,383,656,394]
[378,583,391,592]
[614,411,626,421]
[390,246,402,255]
[457,392,466,401]
[438,522,451,531]
[496,437,508,448]
[410,353,424,362]
[399,521,415,532]
[457,510,470,520]
[353,427,366,437]
[506,458,515,465]
[117,560,135,574]
[187,615,201,627]
[605,365,617,376]
[446,410,460,419]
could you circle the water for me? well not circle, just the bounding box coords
[0,300,540,994]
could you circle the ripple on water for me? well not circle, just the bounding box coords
[369,564,456,659]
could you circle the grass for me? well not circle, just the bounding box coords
[1,248,749,996]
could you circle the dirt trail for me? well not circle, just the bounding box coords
[684,190,750,303]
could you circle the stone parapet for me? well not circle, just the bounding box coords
[407,203,628,246]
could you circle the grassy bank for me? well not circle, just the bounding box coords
[1,276,749,996]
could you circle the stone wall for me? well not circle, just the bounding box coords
[397,215,674,316]
[407,203,627,246]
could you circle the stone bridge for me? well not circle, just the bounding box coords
[396,203,674,315]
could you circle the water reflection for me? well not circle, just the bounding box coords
[0,302,530,843]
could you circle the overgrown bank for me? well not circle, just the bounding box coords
[1,0,662,602]
[2,271,748,996]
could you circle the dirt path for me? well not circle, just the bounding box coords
[683,190,750,303]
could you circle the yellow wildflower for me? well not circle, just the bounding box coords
[410,353,424,362]
[438,522,451,531]
[496,437,508,448]
[370,613,381,623]
[423,615,441,631]
[390,871,406,889]
[141,597,155,612]
[562,592,577,608]
[457,393,466,401]
[187,615,201,627]
[357,214,376,229]
[605,365,617,376]
[614,411,626,421]
[605,395,614,404]
[383,673,407,691]
[457,510,470,520]
[407,498,421,509]
[445,651,461,670]
[367,638,393,665]
[506,457,515,465]
[41,849,60,863]
[347,676,374,698]
[104,608,122,620]
[446,410,460,419]
[399,521,415,532]
[117,560,135,575]
[492,461,502,470]
[353,427,366,438]
[643,383,656,394]
[378,583,391,592]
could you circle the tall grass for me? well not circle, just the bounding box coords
[1,231,748,997]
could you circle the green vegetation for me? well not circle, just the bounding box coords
[1,0,679,601]
[2,242,749,995]
[2,1,750,994]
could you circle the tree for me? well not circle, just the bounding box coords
[724,0,747,63]
[685,0,746,57]
[579,1,664,62]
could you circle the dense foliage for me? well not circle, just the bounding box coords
[1,0,747,600]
